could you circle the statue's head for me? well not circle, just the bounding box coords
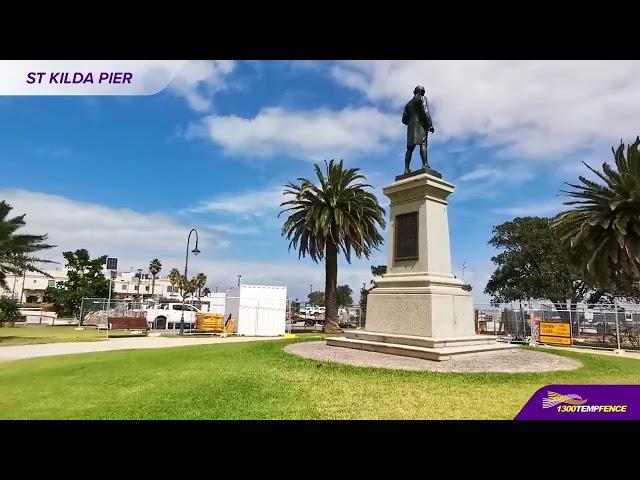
[413,85,425,96]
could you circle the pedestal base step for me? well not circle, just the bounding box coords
[343,330,497,348]
[327,331,517,362]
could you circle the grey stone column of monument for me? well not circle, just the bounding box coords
[327,86,516,361]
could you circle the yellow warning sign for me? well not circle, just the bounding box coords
[540,335,571,345]
[540,322,570,338]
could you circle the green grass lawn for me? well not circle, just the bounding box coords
[0,326,108,346]
[0,337,638,419]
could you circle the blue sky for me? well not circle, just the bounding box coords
[2,60,639,303]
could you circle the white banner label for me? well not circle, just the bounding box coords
[0,60,188,95]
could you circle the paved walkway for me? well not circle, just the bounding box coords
[0,336,282,363]
[285,341,582,373]
[536,344,640,360]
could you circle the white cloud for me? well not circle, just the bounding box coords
[329,60,640,158]
[167,60,235,112]
[186,186,286,217]
[453,164,535,201]
[459,167,500,182]
[0,189,227,261]
[204,224,262,235]
[189,106,399,160]
[493,198,566,217]
[0,189,376,301]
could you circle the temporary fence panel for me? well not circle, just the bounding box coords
[475,302,640,351]
[81,298,146,330]
[19,307,59,325]
[286,301,363,331]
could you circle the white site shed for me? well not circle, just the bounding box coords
[224,284,287,336]
[200,293,226,314]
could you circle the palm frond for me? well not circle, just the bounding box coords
[553,139,640,285]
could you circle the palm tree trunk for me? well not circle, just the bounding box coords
[151,275,156,296]
[324,240,342,334]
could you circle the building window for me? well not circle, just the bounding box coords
[145,286,150,292]
[122,285,128,291]
[33,280,37,283]
[47,280,55,287]
[134,286,139,291]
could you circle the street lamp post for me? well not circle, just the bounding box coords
[20,269,27,304]
[137,268,143,302]
[106,269,116,337]
[180,228,201,335]
[237,275,242,287]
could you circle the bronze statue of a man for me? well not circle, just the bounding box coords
[402,85,434,174]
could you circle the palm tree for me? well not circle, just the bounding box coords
[168,268,182,298]
[0,201,56,291]
[149,258,162,296]
[553,137,640,285]
[181,276,196,299]
[279,160,385,334]
[193,273,207,300]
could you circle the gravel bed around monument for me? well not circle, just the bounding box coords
[285,341,582,373]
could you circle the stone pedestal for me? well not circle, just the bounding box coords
[327,170,515,361]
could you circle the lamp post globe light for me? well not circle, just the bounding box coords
[180,228,200,335]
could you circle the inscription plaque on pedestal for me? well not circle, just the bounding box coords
[394,211,418,260]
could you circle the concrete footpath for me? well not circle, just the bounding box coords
[0,336,282,363]
[535,344,640,360]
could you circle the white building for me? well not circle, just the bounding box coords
[109,270,181,300]
[1,268,68,303]
[1,268,196,303]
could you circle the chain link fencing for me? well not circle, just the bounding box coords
[474,302,640,351]
[286,300,363,332]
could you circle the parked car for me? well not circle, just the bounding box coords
[145,303,201,330]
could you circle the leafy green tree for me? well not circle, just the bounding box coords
[554,137,640,286]
[45,249,111,325]
[149,258,162,296]
[0,201,56,291]
[485,217,639,311]
[337,284,353,307]
[371,265,387,278]
[360,265,388,327]
[308,285,352,307]
[280,160,385,334]
[0,296,21,327]
[461,284,473,292]
[308,291,325,306]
